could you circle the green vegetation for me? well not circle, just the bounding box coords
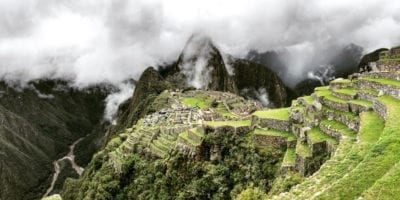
[179,131,202,146]
[282,148,296,166]
[62,122,283,200]
[307,128,337,145]
[320,119,357,137]
[349,99,373,107]
[253,108,290,120]
[360,77,400,87]
[279,112,384,199]
[205,120,251,127]
[331,79,352,83]
[181,93,213,109]
[296,141,311,157]
[315,98,398,199]
[334,88,357,96]
[254,128,295,141]
[236,187,268,200]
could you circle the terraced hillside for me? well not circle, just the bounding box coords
[60,71,400,199]
[268,71,400,199]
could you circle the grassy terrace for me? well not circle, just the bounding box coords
[349,99,373,107]
[181,93,212,109]
[314,96,400,199]
[300,96,315,105]
[296,141,311,158]
[282,148,296,166]
[334,88,357,96]
[363,96,400,199]
[315,86,330,91]
[320,119,357,137]
[254,128,296,141]
[179,131,202,146]
[358,88,379,95]
[322,106,358,118]
[331,79,352,83]
[281,112,384,199]
[204,120,251,127]
[359,77,400,87]
[253,108,290,120]
[307,127,337,145]
[215,103,238,118]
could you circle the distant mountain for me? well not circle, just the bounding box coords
[247,44,363,96]
[0,80,110,199]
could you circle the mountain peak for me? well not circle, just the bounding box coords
[176,34,237,93]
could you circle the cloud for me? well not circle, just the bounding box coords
[0,0,400,86]
[104,82,135,124]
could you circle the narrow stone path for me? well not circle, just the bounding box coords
[43,137,84,197]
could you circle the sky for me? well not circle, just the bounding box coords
[1,0,400,120]
[1,0,400,87]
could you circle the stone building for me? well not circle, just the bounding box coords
[376,46,400,72]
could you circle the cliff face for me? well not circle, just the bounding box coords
[174,34,237,93]
[232,59,290,107]
[0,80,109,200]
[114,67,171,132]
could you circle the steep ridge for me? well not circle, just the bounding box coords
[269,71,400,199]
[0,80,109,200]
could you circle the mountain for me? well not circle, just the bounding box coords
[0,80,110,200]
[247,44,364,96]
[159,34,290,107]
[175,34,237,93]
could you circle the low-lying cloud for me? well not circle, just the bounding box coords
[1,0,400,119]
[1,0,400,87]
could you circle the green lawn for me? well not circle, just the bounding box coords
[360,77,400,87]
[307,127,337,145]
[205,120,251,127]
[181,93,213,109]
[253,108,290,120]
[254,128,295,141]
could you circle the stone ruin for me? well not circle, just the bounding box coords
[375,46,400,72]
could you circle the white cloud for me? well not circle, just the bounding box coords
[0,0,399,87]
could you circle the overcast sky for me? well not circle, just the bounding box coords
[1,0,400,87]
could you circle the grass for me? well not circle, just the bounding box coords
[314,96,400,199]
[349,99,373,107]
[360,77,400,87]
[334,88,357,96]
[282,148,296,166]
[307,127,337,145]
[314,87,330,97]
[296,141,311,158]
[300,96,315,105]
[253,108,290,120]
[358,89,379,95]
[181,93,213,109]
[279,112,384,199]
[179,131,202,146]
[320,119,357,136]
[315,86,330,91]
[254,128,296,141]
[331,79,352,83]
[215,103,238,118]
[205,120,251,127]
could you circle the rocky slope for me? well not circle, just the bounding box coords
[0,80,110,200]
